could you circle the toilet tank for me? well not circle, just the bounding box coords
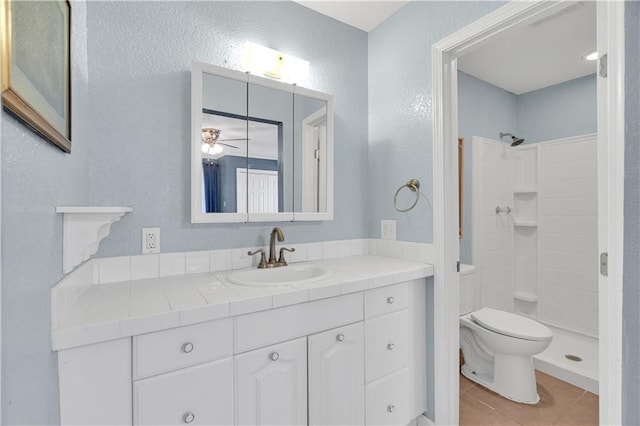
[460,264,476,315]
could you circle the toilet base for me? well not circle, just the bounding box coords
[461,361,540,404]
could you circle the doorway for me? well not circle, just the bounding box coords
[431,2,624,424]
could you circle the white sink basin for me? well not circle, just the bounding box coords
[225,264,333,287]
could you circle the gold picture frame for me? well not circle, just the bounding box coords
[1,0,72,153]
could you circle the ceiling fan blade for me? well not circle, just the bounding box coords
[218,142,240,149]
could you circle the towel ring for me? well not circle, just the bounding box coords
[393,179,420,212]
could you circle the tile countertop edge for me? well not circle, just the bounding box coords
[52,255,434,352]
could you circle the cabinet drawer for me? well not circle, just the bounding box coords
[133,357,233,425]
[365,309,408,383]
[365,282,408,319]
[365,368,409,426]
[236,292,363,353]
[134,318,233,379]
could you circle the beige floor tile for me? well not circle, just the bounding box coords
[460,372,476,394]
[459,364,600,426]
[463,371,585,426]
[553,391,599,425]
[459,392,521,425]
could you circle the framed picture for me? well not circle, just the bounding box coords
[1,0,72,153]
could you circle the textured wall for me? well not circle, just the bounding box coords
[517,74,597,144]
[367,1,505,243]
[623,1,640,423]
[1,2,90,424]
[457,71,518,263]
[86,1,369,257]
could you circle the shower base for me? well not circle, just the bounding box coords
[533,325,598,394]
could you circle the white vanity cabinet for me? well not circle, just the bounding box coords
[56,277,429,426]
[235,337,308,425]
[308,322,365,425]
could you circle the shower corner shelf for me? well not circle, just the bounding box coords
[56,206,133,274]
[513,221,537,228]
[513,291,538,303]
[513,188,538,194]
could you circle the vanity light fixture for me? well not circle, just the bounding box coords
[243,41,309,84]
[581,50,598,61]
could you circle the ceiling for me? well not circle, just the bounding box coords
[293,1,409,32]
[293,1,596,95]
[201,113,278,160]
[457,1,597,95]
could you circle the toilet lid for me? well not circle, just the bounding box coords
[471,308,553,342]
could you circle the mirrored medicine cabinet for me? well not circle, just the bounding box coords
[191,61,334,223]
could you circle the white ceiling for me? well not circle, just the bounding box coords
[201,114,278,160]
[293,0,409,32]
[457,1,597,95]
[294,1,596,95]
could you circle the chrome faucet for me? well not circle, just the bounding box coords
[248,227,295,269]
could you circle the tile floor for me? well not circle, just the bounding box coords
[459,370,599,425]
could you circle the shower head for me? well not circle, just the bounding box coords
[499,132,525,147]
[510,136,525,146]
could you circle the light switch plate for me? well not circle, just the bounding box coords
[381,220,396,240]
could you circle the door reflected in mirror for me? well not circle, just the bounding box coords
[294,94,327,213]
[201,111,282,214]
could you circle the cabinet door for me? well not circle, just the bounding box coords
[235,337,307,425]
[133,357,233,425]
[308,322,365,425]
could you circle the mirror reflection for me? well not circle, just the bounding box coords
[193,62,333,223]
[294,93,328,213]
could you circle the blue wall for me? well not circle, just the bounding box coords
[623,2,640,423]
[1,3,90,424]
[87,1,369,256]
[367,1,505,243]
[457,71,518,263]
[517,74,597,144]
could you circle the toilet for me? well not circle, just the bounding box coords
[459,264,553,404]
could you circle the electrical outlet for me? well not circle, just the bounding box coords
[381,220,396,240]
[142,228,160,254]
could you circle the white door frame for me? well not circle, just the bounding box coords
[432,2,624,424]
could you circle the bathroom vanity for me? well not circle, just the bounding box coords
[53,253,433,425]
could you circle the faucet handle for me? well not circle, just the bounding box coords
[278,247,296,266]
[248,249,268,269]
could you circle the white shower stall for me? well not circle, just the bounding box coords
[472,134,598,393]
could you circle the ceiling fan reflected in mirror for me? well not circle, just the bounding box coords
[201,127,246,155]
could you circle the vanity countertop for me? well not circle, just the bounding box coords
[53,255,433,351]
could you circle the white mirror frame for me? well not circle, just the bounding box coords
[190,61,334,223]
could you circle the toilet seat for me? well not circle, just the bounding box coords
[471,308,552,342]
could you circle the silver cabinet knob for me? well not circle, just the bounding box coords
[183,412,195,423]
[336,333,345,342]
[270,352,280,361]
[386,296,394,304]
[182,342,194,353]
[387,405,395,413]
[387,343,395,351]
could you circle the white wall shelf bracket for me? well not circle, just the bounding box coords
[56,207,133,273]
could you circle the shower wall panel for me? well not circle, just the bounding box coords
[472,137,514,312]
[539,136,599,337]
